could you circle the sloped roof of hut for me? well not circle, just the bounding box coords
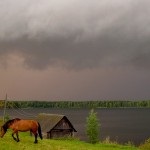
[37,113,77,132]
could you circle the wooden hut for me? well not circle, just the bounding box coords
[37,113,77,139]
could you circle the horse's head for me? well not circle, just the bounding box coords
[0,126,7,138]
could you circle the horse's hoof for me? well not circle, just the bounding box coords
[34,141,38,144]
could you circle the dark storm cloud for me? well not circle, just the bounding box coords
[0,0,150,70]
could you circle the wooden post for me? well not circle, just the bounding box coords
[3,94,7,123]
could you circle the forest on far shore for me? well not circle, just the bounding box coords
[0,100,150,109]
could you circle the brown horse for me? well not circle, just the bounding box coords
[0,118,43,143]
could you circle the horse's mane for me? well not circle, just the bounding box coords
[2,118,21,132]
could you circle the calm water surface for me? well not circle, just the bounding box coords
[0,108,150,145]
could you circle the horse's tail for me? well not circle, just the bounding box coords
[38,122,43,140]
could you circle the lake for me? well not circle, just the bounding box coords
[0,108,150,145]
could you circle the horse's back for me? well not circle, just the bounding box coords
[13,119,38,132]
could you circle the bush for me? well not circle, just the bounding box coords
[86,109,100,144]
[139,138,150,150]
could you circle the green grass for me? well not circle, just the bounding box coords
[0,131,141,150]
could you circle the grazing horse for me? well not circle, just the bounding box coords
[0,118,43,143]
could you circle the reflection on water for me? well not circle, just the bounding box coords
[0,108,150,145]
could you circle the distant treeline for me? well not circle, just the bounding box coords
[0,100,150,109]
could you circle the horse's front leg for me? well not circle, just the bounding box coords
[16,131,20,142]
[12,132,17,142]
[12,130,20,142]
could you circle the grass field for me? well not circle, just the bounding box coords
[0,130,145,150]
[0,118,150,150]
[0,119,149,150]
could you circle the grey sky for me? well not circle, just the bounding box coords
[0,0,150,100]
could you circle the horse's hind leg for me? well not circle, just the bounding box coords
[33,132,38,144]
